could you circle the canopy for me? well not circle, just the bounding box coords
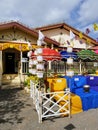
[32,47,61,61]
[77,50,98,60]
[60,51,78,59]
[95,50,98,54]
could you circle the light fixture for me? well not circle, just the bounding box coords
[66,70,74,77]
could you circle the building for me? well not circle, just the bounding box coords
[0,21,97,86]
[35,22,97,50]
[0,21,59,86]
[35,22,98,75]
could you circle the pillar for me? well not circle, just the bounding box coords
[79,59,82,74]
[0,51,2,87]
[48,61,51,70]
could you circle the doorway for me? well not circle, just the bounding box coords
[5,53,15,74]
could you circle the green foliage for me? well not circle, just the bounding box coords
[88,68,96,74]
[24,75,39,88]
[26,72,32,77]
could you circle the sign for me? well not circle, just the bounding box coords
[21,58,28,62]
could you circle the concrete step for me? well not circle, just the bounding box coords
[2,74,21,85]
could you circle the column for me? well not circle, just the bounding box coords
[0,50,2,87]
[19,44,24,88]
[20,50,24,87]
[48,61,51,70]
[79,59,82,74]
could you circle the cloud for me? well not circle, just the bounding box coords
[77,0,98,26]
[0,0,80,27]
[45,0,80,24]
[0,0,98,39]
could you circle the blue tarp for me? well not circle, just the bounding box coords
[62,75,98,111]
[75,88,98,111]
[62,75,87,93]
[86,75,98,92]
[60,51,78,59]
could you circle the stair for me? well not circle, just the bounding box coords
[2,74,21,85]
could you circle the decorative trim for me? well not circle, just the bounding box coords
[0,43,37,51]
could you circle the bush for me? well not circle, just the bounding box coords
[88,68,96,74]
[24,75,39,89]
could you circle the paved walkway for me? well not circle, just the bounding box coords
[0,85,98,130]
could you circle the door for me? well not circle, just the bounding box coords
[5,53,15,74]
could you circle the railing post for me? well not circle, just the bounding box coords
[30,80,32,98]
[30,80,35,99]
[38,90,42,123]
[30,82,71,123]
[67,88,71,118]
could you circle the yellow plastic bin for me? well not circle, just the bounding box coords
[51,78,68,92]
[54,92,83,115]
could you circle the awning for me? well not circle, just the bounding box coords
[60,51,78,59]
[77,50,98,60]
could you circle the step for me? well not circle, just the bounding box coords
[2,74,21,85]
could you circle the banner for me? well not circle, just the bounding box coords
[79,32,83,39]
[93,23,98,31]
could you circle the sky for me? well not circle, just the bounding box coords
[0,0,98,40]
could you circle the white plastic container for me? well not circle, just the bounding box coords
[36,63,44,70]
[37,40,42,46]
[66,70,74,77]
[37,71,44,78]
[67,57,73,64]
[27,51,32,57]
[67,46,73,53]
[37,55,43,62]
[33,60,38,65]
[29,59,34,65]
[36,48,43,54]
[34,50,38,55]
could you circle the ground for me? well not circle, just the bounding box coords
[0,85,98,130]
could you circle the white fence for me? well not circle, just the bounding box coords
[30,80,71,123]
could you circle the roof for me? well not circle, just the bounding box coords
[90,46,98,50]
[35,22,97,46]
[0,21,60,47]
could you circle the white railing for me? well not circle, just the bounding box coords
[30,80,71,123]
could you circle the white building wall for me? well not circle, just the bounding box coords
[42,28,93,49]
[51,34,92,49]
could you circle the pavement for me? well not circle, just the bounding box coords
[0,85,98,130]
